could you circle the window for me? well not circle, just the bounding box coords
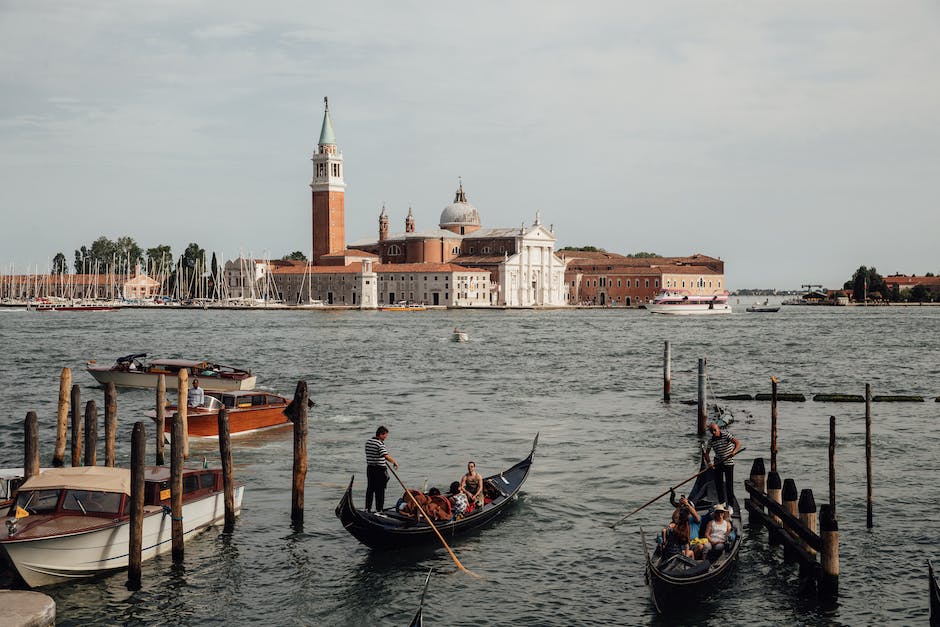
[200,474,215,489]
[62,490,122,514]
[655,280,660,288]
[451,246,460,254]
[617,280,622,287]
[645,279,650,288]
[387,245,401,256]
[183,475,200,494]
[682,281,686,288]
[482,246,491,254]
[16,489,60,514]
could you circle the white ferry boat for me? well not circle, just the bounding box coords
[646,290,732,316]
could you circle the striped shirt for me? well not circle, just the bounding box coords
[708,430,737,466]
[365,437,389,466]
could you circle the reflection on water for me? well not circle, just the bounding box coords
[0,306,938,624]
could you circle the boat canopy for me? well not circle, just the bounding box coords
[19,467,132,496]
[150,359,206,368]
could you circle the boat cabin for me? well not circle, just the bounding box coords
[205,391,288,409]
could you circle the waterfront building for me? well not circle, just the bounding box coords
[122,267,161,301]
[883,274,940,300]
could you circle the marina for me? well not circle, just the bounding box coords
[0,306,937,623]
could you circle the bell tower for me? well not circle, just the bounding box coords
[311,97,346,264]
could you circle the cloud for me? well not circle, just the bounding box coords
[192,21,260,40]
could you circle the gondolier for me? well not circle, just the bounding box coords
[365,426,398,512]
[704,421,741,508]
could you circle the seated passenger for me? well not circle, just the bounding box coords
[703,504,732,560]
[397,489,428,517]
[448,481,469,517]
[661,508,695,559]
[426,494,452,522]
[460,461,484,507]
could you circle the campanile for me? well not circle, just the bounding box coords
[311,97,346,264]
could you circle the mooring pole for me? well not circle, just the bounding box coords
[819,503,839,597]
[663,341,671,403]
[288,381,309,526]
[155,374,166,465]
[83,400,98,467]
[171,411,184,563]
[127,421,146,591]
[104,382,117,467]
[799,488,817,557]
[828,415,836,519]
[865,383,873,528]
[218,408,235,533]
[781,478,799,563]
[177,370,189,460]
[767,470,782,535]
[70,384,82,466]
[24,412,40,480]
[697,358,706,435]
[747,458,766,526]
[770,376,778,473]
[53,367,71,467]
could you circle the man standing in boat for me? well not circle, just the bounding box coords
[365,426,398,512]
[704,421,741,508]
[189,378,205,408]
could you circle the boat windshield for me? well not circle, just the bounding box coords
[15,489,60,514]
[61,489,123,515]
[201,396,223,411]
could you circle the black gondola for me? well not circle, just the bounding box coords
[336,434,538,550]
[641,459,742,612]
[407,569,432,627]
[929,560,940,626]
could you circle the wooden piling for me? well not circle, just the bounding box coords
[218,408,235,533]
[53,367,71,467]
[104,382,117,467]
[24,412,40,480]
[865,383,873,528]
[155,374,166,466]
[171,411,184,563]
[767,470,782,538]
[697,358,706,436]
[819,503,839,597]
[770,376,778,473]
[798,488,817,556]
[828,415,836,519]
[70,384,82,466]
[781,478,799,562]
[83,400,97,467]
[663,341,671,403]
[287,381,309,525]
[747,458,766,526]
[177,370,189,460]
[127,421,146,591]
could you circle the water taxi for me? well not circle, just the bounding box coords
[646,290,732,316]
[86,354,257,391]
[380,301,427,312]
[152,390,291,438]
[0,466,243,588]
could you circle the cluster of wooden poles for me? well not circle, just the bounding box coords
[20,368,311,591]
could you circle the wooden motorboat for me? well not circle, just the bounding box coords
[930,560,940,626]
[642,461,742,612]
[336,435,538,550]
[86,354,257,391]
[0,465,243,588]
[154,390,291,438]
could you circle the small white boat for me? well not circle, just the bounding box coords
[0,466,243,588]
[452,328,469,342]
[746,300,780,313]
[87,354,257,391]
[646,290,732,316]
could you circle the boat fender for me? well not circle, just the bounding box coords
[162,505,183,522]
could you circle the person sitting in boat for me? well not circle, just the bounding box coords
[661,507,695,559]
[703,504,732,560]
[460,461,484,508]
[188,378,205,408]
[448,481,469,517]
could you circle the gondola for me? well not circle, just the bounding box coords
[407,569,432,627]
[929,560,940,626]
[641,459,742,612]
[336,434,537,550]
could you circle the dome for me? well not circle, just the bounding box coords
[439,183,481,227]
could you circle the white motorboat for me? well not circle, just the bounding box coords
[646,290,732,316]
[746,299,780,313]
[0,466,243,588]
[452,328,469,342]
[86,354,257,391]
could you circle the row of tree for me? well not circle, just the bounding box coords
[844,266,937,302]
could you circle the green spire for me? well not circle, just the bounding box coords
[318,96,336,146]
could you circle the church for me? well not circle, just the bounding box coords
[257,99,568,308]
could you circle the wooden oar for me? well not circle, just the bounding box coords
[610,447,747,529]
[387,464,480,579]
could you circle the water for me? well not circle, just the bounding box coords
[0,304,938,625]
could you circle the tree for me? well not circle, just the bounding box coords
[147,245,173,275]
[180,242,205,270]
[51,253,68,275]
[73,235,144,274]
[627,251,660,258]
[559,246,607,253]
[844,266,887,302]
[283,251,307,261]
[911,284,931,303]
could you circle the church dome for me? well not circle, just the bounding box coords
[439,182,481,228]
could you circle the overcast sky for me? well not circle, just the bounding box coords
[2,1,938,289]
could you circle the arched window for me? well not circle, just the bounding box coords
[451,246,460,254]
[481,246,491,254]
[387,245,401,256]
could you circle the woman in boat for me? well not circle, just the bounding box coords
[448,481,469,517]
[460,461,484,507]
[703,504,732,560]
[661,508,695,559]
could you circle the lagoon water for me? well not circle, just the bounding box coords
[0,302,938,625]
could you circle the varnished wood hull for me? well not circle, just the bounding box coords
[164,405,290,438]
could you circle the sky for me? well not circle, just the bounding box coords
[1,1,938,289]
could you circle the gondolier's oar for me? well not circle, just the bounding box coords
[610,447,747,529]
[387,464,480,579]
